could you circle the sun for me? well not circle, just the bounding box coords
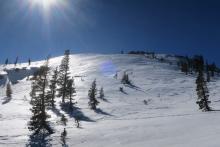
[29,0,57,11]
[27,0,68,21]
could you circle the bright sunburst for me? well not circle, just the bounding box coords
[26,0,68,23]
[29,0,58,11]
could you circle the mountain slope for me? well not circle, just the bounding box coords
[0,54,220,147]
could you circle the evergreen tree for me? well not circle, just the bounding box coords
[6,82,12,98]
[47,67,58,107]
[206,61,210,82]
[181,62,188,75]
[88,80,99,110]
[210,62,216,77]
[57,50,71,103]
[28,59,53,135]
[60,114,68,126]
[14,56,18,66]
[99,87,104,99]
[193,55,204,72]
[121,72,131,84]
[66,77,76,105]
[75,118,80,128]
[196,70,211,111]
[28,58,31,66]
[5,58,8,66]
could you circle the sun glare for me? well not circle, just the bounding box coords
[26,0,68,22]
[29,0,57,10]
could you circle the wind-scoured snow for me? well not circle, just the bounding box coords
[0,54,220,147]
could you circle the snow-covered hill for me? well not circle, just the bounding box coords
[0,54,220,147]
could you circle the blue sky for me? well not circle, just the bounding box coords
[0,0,220,65]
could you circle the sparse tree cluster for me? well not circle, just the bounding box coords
[28,50,79,140]
[128,51,155,58]
[178,55,219,78]
[28,59,53,135]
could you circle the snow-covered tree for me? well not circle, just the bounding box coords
[210,62,216,77]
[28,59,53,135]
[99,87,104,100]
[206,61,210,82]
[181,62,188,75]
[47,67,58,107]
[88,80,99,110]
[66,77,76,105]
[28,58,31,66]
[121,72,131,85]
[60,114,68,126]
[14,56,18,66]
[196,70,211,111]
[57,50,71,103]
[5,58,8,66]
[6,82,12,98]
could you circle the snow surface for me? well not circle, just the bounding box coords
[0,54,220,147]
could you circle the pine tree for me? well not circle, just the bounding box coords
[5,58,8,66]
[181,62,188,75]
[210,62,216,77]
[193,55,204,72]
[28,59,53,135]
[75,118,80,128]
[88,80,99,110]
[66,77,76,105]
[57,50,71,103]
[47,67,58,107]
[206,61,210,82]
[99,87,104,99]
[196,70,211,111]
[6,82,12,98]
[121,72,131,84]
[28,58,31,66]
[60,114,68,126]
[14,56,18,66]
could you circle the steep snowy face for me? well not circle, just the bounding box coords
[0,54,219,147]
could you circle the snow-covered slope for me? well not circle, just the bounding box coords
[0,54,220,147]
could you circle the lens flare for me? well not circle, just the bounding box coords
[29,0,57,10]
[100,61,117,76]
[26,0,68,24]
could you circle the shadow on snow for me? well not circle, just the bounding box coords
[26,132,52,147]
[2,97,12,105]
[60,102,95,122]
